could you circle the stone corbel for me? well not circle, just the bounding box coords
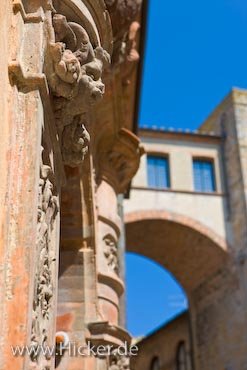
[12,0,45,23]
[45,11,111,167]
[99,128,144,194]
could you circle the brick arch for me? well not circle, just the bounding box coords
[125,210,229,292]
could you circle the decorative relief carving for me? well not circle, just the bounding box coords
[61,114,90,167]
[47,12,110,167]
[121,20,140,85]
[109,350,130,370]
[105,0,142,64]
[31,148,59,368]
[126,21,140,63]
[103,234,119,274]
[99,128,144,193]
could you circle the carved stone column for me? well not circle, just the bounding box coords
[49,2,113,370]
[85,129,143,369]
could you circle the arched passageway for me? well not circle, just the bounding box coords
[124,210,247,370]
[125,210,228,293]
[126,251,191,370]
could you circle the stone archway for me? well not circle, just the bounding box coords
[125,210,228,292]
[124,210,247,370]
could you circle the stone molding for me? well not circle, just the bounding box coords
[86,321,132,347]
[98,272,125,297]
[125,210,230,251]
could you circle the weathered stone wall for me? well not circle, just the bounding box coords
[192,88,247,370]
[0,3,61,368]
[131,312,192,370]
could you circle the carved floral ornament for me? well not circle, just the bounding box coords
[46,11,111,167]
[31,148,58,367]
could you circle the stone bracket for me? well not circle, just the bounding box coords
[8,60,49,94]
[12,0,45,23]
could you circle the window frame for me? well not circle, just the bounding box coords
[146,153,171,190]
[176,341,187,370]
[192,156,217,193]
[150,356,160,370]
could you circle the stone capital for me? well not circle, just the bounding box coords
[98,128,144,194]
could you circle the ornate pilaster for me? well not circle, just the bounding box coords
[31,147,60,369]
[7,1,112,369]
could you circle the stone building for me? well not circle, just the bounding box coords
[125,87,247,370]
[0,1,147,369]
[1,0,247,369]
[131,311,192,370]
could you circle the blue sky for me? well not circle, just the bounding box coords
[126,0,247,337]
[139,0,247,130]
[126,253,187,337]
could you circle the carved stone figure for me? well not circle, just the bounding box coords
[104,235,119,274]
[105,0,141,35]
[109,350,130,370]
[47,12,110,167]
[105,0,142,63]
[62,115,90,167]
[49,42,81,98]
[126,21,140,63]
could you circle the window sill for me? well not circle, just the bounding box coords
[131,186,225,197]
